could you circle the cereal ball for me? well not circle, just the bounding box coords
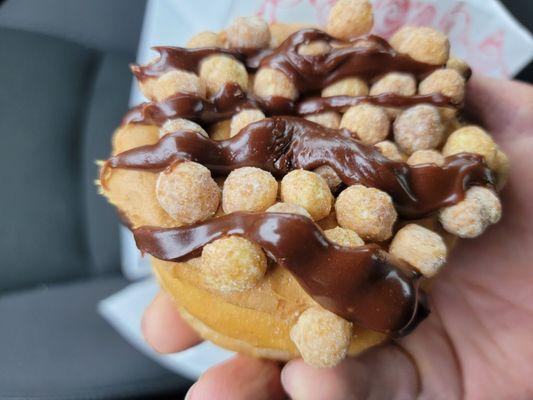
[322,77,369,97]
[160,118,208,138]
[281,170,333,220]
[324,226,364,247]
[140,69,206,102]
[269,22,311,47]
[313,165,343,192]
[439,186,501,238]
[390,26,450,65]
[254,68,298,100]
[209,119,232,141]
[199,55,248,97]
[494,149,510,190]
[230,109,265,137]
[419,69,466,104]
[375,140,407,162]
[407,150,445,166]
[222,167,278,213]
[326,0,373,40]
[304,111,341,129]
[335,184,397,241]
[390,224,447,277]
[442,126,498,170]
[298,40,332,56]
[156,161,220,224]
[201,236,267,292]
[266,202,312,218]
[446,56,471,78]
[340,104,390,145]
[290,307,352,368]
[187,31,224,48]
[370,72,416,96]
[393,104,444,154]
[226,16,271,49]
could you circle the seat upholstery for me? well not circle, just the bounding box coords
[0,276,190,399]
[0,27,191,398]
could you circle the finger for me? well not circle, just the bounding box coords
[141,291,202,353]
[281,345,418,400]
[186,355,285,400]
[466,74,533,138]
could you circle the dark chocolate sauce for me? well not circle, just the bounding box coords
[131,29,440,96]
[106,117,493,218]
[133,211,428,335]
[259,30,441,92]
[122,83,454,126]
[122,83,294,126]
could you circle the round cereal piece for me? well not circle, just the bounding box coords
[324,226,364,247]
[340,104,390,145]
[390,26,450,65]
[222,167,278,213]
[407,150,445,166]
[446,56,471,78]
[313,165,343,192]
[290,307,352,368]
[439,187,502,238]
[442,125,498,170]
[335,184,397,241]
[280,169,333,221]
[156,161,220,224]
[160,118,208,138]
[254,68,298,100]
[304,111,341,129]
[322,77,369,97]
[230,109,265,137]
[494,149,510,190]
[390,224,447,277]
[326,0,373,40]
[209,119,232,141]
[226,16,271,49]
[140,69,205,102]
[201,236,267,292]
[187,31,224,48]
[393,104,444,154]
[419,69,466,104]
[266,202,312,218]
[298,40,332,56]
[199,55,248,97]
[375,140,407,162]
[369,72,416,96]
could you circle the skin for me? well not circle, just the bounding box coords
[141,75,533,400]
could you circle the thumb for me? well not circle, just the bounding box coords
[280,345,419,400]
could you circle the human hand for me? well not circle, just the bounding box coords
[141,74,533,400]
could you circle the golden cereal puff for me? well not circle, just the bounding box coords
[390,26,449,65]
[222,167,278,213]
[335,184,397,241]
[199,55,248,97]
[226,16,271,49]
[254,68,299,100]
[326,0,374,40]
[156,161,220,224]
[281,169,333,221]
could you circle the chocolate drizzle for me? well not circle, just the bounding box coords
[131,29,440,94]
[259,30,440,92]
[107,117,493,218]
[122,83,455,126]
[133,211,428,335]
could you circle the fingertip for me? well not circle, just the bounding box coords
[189,355,285,400]
[142,291,202,353]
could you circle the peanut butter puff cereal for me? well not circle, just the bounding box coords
[99,0,509,369]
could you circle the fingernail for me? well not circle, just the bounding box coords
[185,382,197,400]
[280,366,294,396]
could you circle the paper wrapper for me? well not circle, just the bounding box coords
[100,0,533,379]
